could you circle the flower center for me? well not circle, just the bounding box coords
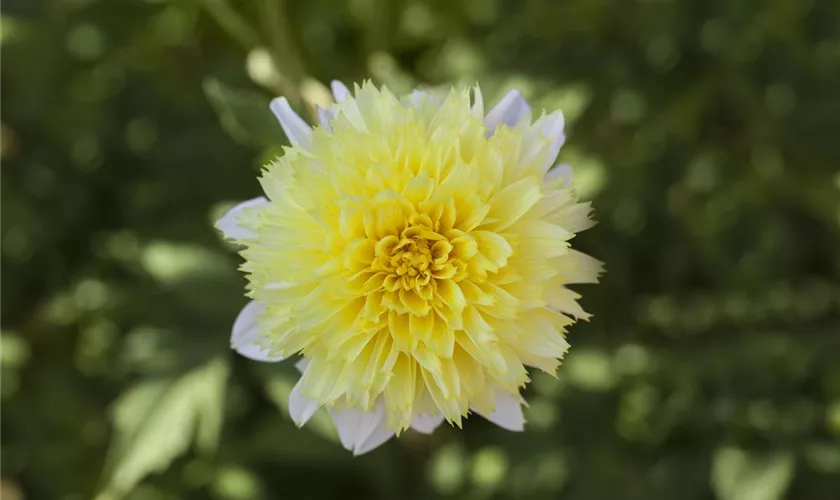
[363,212,468,313]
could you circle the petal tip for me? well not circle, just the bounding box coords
[330,80,351,102]
[269,97,312,148]
[485,89,532,135]
[230,300,287,363]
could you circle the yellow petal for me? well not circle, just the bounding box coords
[399,288,431,316]
[473,230,513,269]
[483,176,542,231]
[436,279,467,313]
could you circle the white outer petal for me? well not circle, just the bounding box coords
[269,97,312,149]
[410,413,445,434]
[329,407,367,449]
[329,81,368,132]
[471,86,484,119]
[475,388,525,431]
[530,112,566,173]
[330,80,351,102]
[294,357,310,374]
[354,424,395,456]
[544,163,573,187]
[316,105,335,131]
[294,357,398,454]
[231,300,285,362]
[216,196,269,240]
[289,379,320,426]
[407,89,432,107]
[329,401,395,456]
[484,89,531,136]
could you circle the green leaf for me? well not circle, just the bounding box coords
[203,77,286,147]
[108,380,170,459]
[140,241,230,284]
[0,331,30,368]
[194,359,228,454]
[98,358,229,499]
[711,447,795,500]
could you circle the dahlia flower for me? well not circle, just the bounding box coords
[218,81,601,455]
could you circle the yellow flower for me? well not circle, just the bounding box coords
[218,81,602,455]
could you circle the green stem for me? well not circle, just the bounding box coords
[201,0,261,50]
[260,0,307,100]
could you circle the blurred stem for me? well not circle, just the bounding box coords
[201,0,261,49]
[364,0,396,54]
[260,0,307,101]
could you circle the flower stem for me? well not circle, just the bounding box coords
[201,0,261,49]
[260,0,307,101]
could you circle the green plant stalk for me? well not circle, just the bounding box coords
[260,0,307,102]
[201,0,261,50]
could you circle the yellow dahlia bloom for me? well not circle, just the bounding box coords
[218,81,602,455]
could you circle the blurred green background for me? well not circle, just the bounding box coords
[2,0,840,499]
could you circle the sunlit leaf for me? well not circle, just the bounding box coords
[140,241,229,284]
[0,331,30,368]
[98,359,228,499]
[711,447,795,500]
[428,443,466,494]
[194,360,228,454]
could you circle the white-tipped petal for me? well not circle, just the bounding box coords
[231,300,285,362]
[545,164,573,187]
[478,389,525,431]
[330,80,351,102]
[289,379,320,426]
[485,89,531,135]
[269,97,312,149]
[410,413,445,434]
[216,197,269,240]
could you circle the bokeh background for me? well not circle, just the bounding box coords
[3,0,840,499]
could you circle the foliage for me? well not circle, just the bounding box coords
[2,0,839,499]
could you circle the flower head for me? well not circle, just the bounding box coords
[218,81,602,454]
